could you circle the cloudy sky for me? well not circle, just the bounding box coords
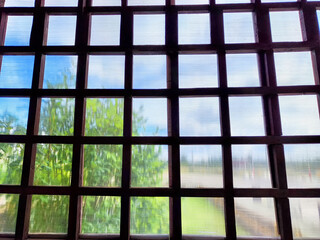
[1,0,320,161]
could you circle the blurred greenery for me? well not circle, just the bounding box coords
[0,75,168,234]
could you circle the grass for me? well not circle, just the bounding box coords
[181,197,248,236]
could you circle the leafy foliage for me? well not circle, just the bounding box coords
[0,76,167,234]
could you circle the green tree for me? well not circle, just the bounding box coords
[0,77,167,234]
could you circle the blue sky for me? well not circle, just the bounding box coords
[1,0,320,160]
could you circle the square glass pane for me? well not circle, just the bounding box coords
[182,198,225,236]
[87,55,125,89]
[289,198,320,238]
[134,14,165,45]
[34,144,72,186]
[43,55,77,89]
[128,0,165,5]
[279,95,320,135]
[38,98,75,136]
[0,97,30,135]
[176,0,208,4]
[131,145,168,187]
[81,196,121,234]
[235,198,279,237]
[130,197,169,234]
[92,0,121,6]
[179,54,218,88]
[229,97,265,136]
[178,13,210,45]
[224,12,255,43]
[180,145,223,188]
[133,55,166,89]
[4,0,34,7]
[47,16,77,45]
[85,98,123,136]
[0,194,19,233]
[232,145,272,188]
[179,97,220,136]
[0,55,34,88]
[226,53,260,87]
[284,144,320,188]
[0,143,24,185]
[90,15,121,46]
[4,16,33,46]
[132,98,167,136]
[270,11,302,42]
[274,52,315,86]
[29,195,69,233]
[45,0,78,6]
[83,144,122,187]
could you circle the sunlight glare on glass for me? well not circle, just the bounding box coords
[45,0,78,6]
[4,0,34,7]
[47,16,77,45]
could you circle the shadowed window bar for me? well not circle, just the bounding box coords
[0,0,320,239]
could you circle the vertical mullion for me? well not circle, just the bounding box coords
[166,4,181,240]
[120,4,133,239]
[15,0,44,238]
[67,0,89,239]
[213,7,237,239]
[256,5,293,240]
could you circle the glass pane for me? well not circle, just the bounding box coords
[0,55,34,88]
[92,0,121,6]
[133,55,166,89]
[226,53,260,87]
[229,97,265,136]
[0,143,24,185]
[274,52,315,86]
[132,98,167,136]
[179,97,220,136]
[85,98,123,136]
[178,14,210,45]
[29,195,69,233]
[83,144,122,187]
[284,144,320,188]
[81,196,121,234]
[179,54,218,88]
[180,145,223,188]
[279,95,320,135]
[232,145,272,188]
[130,197,169,234]
[289,198,320,238]
[131,145,168,187]
[45,0,78,6]
[270,11,302,42]
[176,0,209,4]
[47,16,77,45]
[0,194,19,233]
[38,98,75,136]
[224,13,255,43]
[4,0,34,7]
[43,55,77,89]
[134,14,165,45]
[90,15,121,46]
[235,198,279,237]
[128,0,165,5]
[0,97,30,135]
[4,16,33,46]
[182,198,225,236]
[34,144,72,186]
[88,55,125,89]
